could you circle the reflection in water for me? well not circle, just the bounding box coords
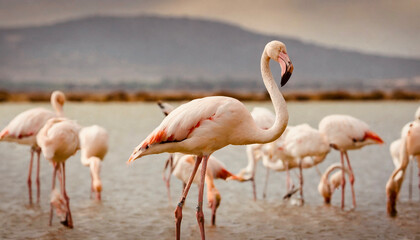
[0,101,419,239]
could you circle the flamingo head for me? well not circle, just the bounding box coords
[265,40,294,87]
[318,177,332,204]
[207,188,221,225]
[385,168,405,217]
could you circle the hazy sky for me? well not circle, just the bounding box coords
[0,0,419,58]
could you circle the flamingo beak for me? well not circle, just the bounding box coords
[278,52,294,87]
[364,130,384,144]
[127,150,140,164]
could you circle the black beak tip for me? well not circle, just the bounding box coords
[280,63,293,87]
[281,72,291,87]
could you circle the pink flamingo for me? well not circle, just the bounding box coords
[386,108,420,216]
[128,40,293,240]
[318,163,350,204]
[79,125,109,200]
[37,117,80,228]
[0,91,66,204]
[259,125,328,200]
[319,114,384,209]
[275,123,330,203]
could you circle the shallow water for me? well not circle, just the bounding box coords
[0,101,419,239]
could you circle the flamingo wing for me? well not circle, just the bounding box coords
[0,108,55,144]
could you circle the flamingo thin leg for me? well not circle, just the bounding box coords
[27,148,34,204]
[298,158,304,204]
[49,163,59,226]
[344,151,356,208]
[174,156,203,240]
[90,172,94,199]
[61,163,73,228]
[286,162,290,191]
[35,149,41,203]
[262,167,270,199]
[408,158,412,200]
[340,151,346,209]
[196,155,209,240]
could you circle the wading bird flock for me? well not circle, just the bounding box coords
[0,40,418,240]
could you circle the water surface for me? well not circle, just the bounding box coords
[0,101,419,239]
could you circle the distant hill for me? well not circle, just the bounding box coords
[0,15,419,91]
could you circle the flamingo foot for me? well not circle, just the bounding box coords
[60,212,74,228]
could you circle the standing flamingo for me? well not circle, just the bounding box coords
[319,115,384,209]
[128,40,293,240]
[277,123,330,203]
[259,129,327,200]
[165,153,242,225]
[79,125,109,200]
[0,91,66,204]
[37,117,80,228]
[318,163,350,204]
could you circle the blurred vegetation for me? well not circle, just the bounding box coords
[0,89,418,102]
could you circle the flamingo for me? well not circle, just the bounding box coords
[274,123,330,203]
[236,107,275,200]
[0,91,66,204]
[386,108,420,216]
[318,163,350,204]
[127,40,293,240]
[319,114,384,209]
[259,129,327,200]
[36,117,80,228]
[165,153,242,225]
[79,125,109,200]
[389,122,416,200]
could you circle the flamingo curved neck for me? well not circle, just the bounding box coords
[323,164,342,180]
[51,99,64,117]
[250,51,288,144]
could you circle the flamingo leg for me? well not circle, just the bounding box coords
[344,151,356,208]
[35,148,41,203]
[49,163,59,226]
[340,151,346,209]
[408,158,412,200]
[90,172,94,199]
[298,158,304,204]
[196,155,208,240]
[286,161,290,191]
[60,163,73,228]
[251,151,257,202]
[163,155,173,203]
[251,176,257,201]
[27,148,34,204]
[417,156,420,198]
[262,167,270,199]
[174,156,203,240]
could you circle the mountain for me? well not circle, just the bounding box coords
[0,15,419,91]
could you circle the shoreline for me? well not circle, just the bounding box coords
[0,89,418,102]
